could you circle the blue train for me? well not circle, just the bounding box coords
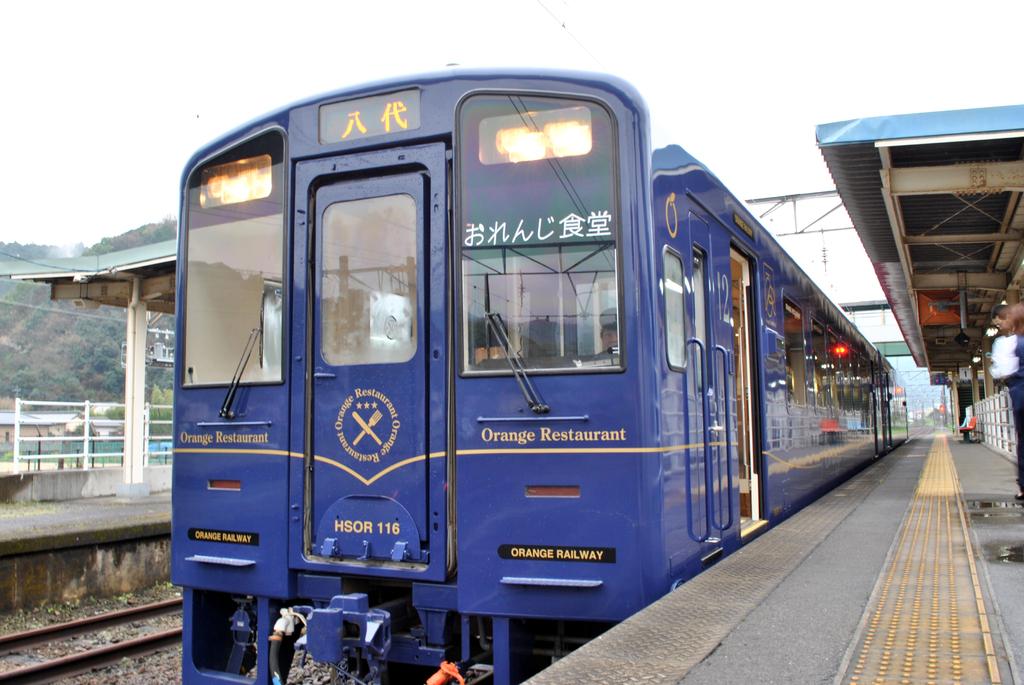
[171,69,908,685]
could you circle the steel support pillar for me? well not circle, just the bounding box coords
[951,372,961,429]
[118,276,150,498]
[970,365,980,406]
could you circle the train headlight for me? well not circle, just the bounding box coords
[544,119,592,158]
[495,127,548,163]
[200,154,273,208]
[481,106,592,165]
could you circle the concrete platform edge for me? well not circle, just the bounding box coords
[0,465,171,503]
[0,519,170,558]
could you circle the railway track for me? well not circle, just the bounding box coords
[0,598,182,684]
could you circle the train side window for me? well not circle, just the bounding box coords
[853,353,866,414]
[831,335,846,410]
[663,249,686,370]
[691,249,708,389]
[810,320,830,409]
[783,300,806,405]
[861,354,869,412]
[320,194,418,366]
[827,331,841,409]
[839,346,853,411]
[843,348,853,410]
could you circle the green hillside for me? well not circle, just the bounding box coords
[0,219,176,403]
[82,218,176,256]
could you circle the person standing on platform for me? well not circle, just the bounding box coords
[990,302,1024,500]
[993,303,1008,335]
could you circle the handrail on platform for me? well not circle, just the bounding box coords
[9,398,172,473]
[970,389,1015,457]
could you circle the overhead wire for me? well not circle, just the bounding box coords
[0,249,78,272]
[533,0,606,70]
[0,298,125,322]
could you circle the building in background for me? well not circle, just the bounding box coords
[0,410,78,455]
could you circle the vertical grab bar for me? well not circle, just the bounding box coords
[712,344,734,532]
[685,337,711,543]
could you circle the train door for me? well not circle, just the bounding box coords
[871,359,880,455]
[297,148,448,578]
[689,213,732,547]
[883,371,893,449]
[729,249,763,533]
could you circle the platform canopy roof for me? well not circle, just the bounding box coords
[0,240,177,313]
[817,105,1024,372]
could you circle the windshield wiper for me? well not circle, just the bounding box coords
[485,312,550,415]
[220,327,260,419]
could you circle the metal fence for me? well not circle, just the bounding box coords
[10,398,172,472]
[972,388,1015,458]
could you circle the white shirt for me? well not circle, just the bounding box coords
[991,334,1019,379]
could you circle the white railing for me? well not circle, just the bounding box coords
[973,388,1015,457]
[10,398,173,472]
[143,403,173,463]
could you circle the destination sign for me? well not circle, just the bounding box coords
[463,210,614,248]
[319,89,421,144]
[733,212,754,238]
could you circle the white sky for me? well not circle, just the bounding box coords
[1,0,1021,303]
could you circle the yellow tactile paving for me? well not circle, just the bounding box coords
[843,434,1000,685]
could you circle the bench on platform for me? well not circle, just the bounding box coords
[820,418,844,444]
[959,416,977,443]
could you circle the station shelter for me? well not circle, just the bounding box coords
[817,104,1024,429]
[0,241,175,494]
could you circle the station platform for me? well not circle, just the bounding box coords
[0,492,170,557]
[528,432,1024,685]
[0,493,170,611]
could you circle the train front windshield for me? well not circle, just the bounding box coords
[458,95,622,373]
[181,132,285,387]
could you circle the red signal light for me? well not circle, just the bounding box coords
[831,343,849,358]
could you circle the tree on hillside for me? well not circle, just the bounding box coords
[0,242,85,261]
[150,387,174,422]
[1,220,177,402]
[82,217,176,256]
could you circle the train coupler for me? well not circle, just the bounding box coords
[226,597,257,674]
[298,593,392,685]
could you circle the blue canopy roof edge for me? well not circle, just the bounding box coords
[816,104,1024,147]
[0,239,176,280]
